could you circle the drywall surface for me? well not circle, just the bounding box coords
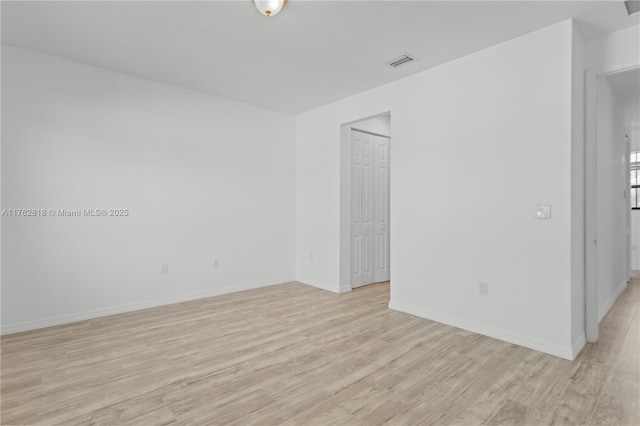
[350,114,391,137]
[1,46,296,333]
[571,25,586,350]
[632,127,640,271]
[595,75,629,322]
[296,21,576,358]
[633,127,640,271]
[633,210,640,270]
[585,25,640,70]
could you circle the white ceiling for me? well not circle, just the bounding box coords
[606,67,640,128]
[2,1,638,114]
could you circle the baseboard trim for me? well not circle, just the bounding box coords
[388,300,575,360]
[571,333,587,359]
[1,277,292,335]
[296,280,340,294]
[338,284,352,293]
[598,280,628,324]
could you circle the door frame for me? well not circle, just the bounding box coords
[339,112,391,293]
[585,61,639,342]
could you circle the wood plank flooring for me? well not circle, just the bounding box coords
[2,274,638,425]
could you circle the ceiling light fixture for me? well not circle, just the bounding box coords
[252,0,287,17]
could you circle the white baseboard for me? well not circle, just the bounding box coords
[571,333,586,359]
[1,277,291,335]
[297,280,340,294]
[598,279,628,324]
[388,300,575,360]
[338,284,352,293]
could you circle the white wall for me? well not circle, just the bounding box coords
[296,21,579,358]
[632,126,640,152]
[633,213,640,270]
[585,26,640,71]
[595,76,629,322]
[351,114,391,137]
[632,126,640,271]
[1,46,296,333]
[570,25,585,348]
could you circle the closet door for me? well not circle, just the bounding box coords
[351,130,375,287]
[374,136,390,282]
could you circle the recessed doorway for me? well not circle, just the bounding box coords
[585,65,640,342]
[339,113,391,292]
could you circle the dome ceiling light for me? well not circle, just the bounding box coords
[252,0,287,17]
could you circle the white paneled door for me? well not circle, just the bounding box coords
[351,129,390,288]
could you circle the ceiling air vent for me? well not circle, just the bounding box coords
[625,1,640,16]
[387,53,416,68]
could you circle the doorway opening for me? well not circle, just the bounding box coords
[339,112,391,292]
[585,65,640,342]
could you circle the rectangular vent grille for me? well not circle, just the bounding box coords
[388,54,416,68]
[625,1,640,16]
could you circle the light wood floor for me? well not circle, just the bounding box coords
[2,275,638,426]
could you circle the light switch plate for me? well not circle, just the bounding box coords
[535,205,552,219]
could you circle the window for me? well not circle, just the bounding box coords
[632,151,640,210]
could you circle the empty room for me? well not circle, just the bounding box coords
[1,1,639,425]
